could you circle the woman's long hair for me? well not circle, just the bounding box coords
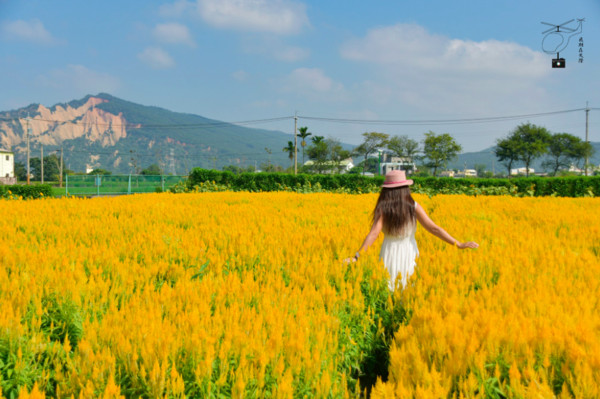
[372,186,416,236]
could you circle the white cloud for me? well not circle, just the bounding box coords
[0,19,59,45]
[138,47,175,69]
[341,24,546,78]
[37,65,119,93]
[196,0,309,34]
[153,23,195,47]
[273,46,309,62]
[281,68,347,102]
[340,23,551,114]
[232,70,249,81]
[158,0,194,17]
[242,36,309,62]
[287,68,336,92]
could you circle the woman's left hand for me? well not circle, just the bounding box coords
[457,241,479,249]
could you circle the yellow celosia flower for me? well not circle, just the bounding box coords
[0,193,599,397]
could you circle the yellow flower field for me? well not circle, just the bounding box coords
[0,192,599,398]
[372,195,600,398]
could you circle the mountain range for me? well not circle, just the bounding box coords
[0,93,296,174]
[1,94,597,175]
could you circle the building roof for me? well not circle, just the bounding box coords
[0,148,14,154]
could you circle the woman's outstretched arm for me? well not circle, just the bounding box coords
[344,216,384,262]
[415,204,479,249]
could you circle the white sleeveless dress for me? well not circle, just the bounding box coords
[379,202,419,290]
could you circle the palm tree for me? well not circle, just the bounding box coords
[311,136,325,144]
[298,126,312,166]
[283,141,296,168]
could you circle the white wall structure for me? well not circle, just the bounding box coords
[0,149,16,184]
[303,158,354,174]
[456,169,478,178]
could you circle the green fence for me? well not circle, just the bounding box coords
[65,175,187,196]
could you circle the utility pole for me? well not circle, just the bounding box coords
[41,144,44,184]
[59,147,64,188]
[294,113,298,175]
[26,116,31,185]
[585,101,590,176]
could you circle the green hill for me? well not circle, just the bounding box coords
[0,93,298,174]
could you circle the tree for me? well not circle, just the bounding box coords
[88,168,112,175]
[282,141,296,168]
[354,132,389,175]
[512,123,551,177]
[422,131,462,176]
[326,138,351,174]
[387,135,420,161]
[259,163,283,173]
[581,142,596,174]
[14,161,26,181]
[306,137,351,174]
[140,164,162,175]
[223,165,255,174]
[29,154,61,181]
[351,157,379,175]
[474,163,487,178]
[306,139,328,174]
[495,136,521,178]
[540,133,593,175]
[298,126,312,166]
[264,147,272,168]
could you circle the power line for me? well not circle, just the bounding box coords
[2,108,596,129]
[0,115,293,129]
[56,148,278,159]
[299,108,589,126]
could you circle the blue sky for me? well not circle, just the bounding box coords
[1,0,599,152]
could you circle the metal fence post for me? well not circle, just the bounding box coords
[66,174,69,196]
[161,175,165,192]
[128,174,132,195]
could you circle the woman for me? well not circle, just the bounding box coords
[346,170,479,290]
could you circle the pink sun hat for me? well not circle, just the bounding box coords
[381,170,413,188]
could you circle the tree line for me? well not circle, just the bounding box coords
[494,123,593,177]
[275,123,594,177]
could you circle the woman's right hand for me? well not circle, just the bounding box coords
[457,241,479,249]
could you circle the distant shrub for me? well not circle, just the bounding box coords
[0,184,52,199]
[186,168,600,197]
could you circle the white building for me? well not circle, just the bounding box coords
[511,167,535,176]
[378,155,416,175]
[303,158,354,174]
[568,164,584,174]
[0,148,16,184]
[440,170,455,178]
[456,169,478,178]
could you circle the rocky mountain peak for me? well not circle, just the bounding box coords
[0,96,139,150]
